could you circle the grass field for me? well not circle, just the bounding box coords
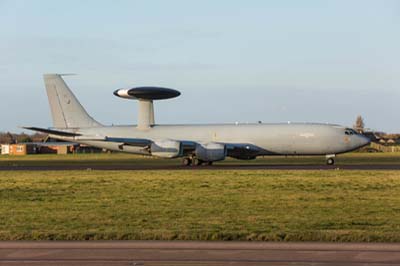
[1,152,400,166]
[1,169,400,241]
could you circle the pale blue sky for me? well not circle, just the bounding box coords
[1,0,399,132]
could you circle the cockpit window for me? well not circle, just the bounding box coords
[345,128,358,135]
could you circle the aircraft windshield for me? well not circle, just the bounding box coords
[344,128,358,135]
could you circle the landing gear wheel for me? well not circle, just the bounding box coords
[326,158,335,165]
[182,158,192,166]
[206,161,213,166]
[192,158,203,166]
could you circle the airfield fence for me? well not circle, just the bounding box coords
[370,142,400,152]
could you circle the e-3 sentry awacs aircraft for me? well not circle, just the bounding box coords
[25,74,370,166]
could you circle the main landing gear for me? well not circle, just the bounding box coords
[182,157,191,166]
[326,155,335,165]
[182,157,213,166]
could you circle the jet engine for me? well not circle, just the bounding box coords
[195,142,226,162]
[150,140,182,158]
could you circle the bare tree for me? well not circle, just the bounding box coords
[31,133,47,142]
[353,115,365,133]
[16,133,32,143]
[0,132,15,144]
[0,132,45,144]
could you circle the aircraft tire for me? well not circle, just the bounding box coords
[182,158,192,166]
[326,158,335,165]
[192,158,203,166]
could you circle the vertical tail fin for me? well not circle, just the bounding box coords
[44,74,101,128]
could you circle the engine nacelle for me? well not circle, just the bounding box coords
[195,142,226,162]
[150,140,182,158]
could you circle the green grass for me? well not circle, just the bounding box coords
[1,152,400,166]
[1,170,400,241]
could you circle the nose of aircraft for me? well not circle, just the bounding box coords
[356,134,371,148]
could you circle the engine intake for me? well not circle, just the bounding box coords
[151,140,182,158]
[195,142,226,162]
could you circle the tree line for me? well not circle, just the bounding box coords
[0,132,46,144]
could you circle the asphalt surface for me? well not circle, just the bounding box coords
[0,164,399,171]
[1,241,400,265]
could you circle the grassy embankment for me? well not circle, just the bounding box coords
[1,169,400,241]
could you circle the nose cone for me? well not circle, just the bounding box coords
[113,89,119,96]
[357,135,371,148]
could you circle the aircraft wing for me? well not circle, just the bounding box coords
[105,137,152,147]
[22,127,81,137]
[24,128,153,146]
[23,127,264,159]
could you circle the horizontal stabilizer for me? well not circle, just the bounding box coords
[23,127,81,137]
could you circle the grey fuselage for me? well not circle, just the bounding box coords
[39,74,370,160]
[56,122,370,157]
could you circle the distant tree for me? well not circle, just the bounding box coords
[353,115,365,133]
[16,133,32,143]
[0,132,15,144]
[31,133,47,142]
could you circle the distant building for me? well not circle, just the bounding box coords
[9,144,37,155]
[73,144,103,154]
[1,144,10,155]
[3,143,76,156]
[37,143,75,155]
[0,141,103,156]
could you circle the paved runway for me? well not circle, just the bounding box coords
[0,164,399,171]
[1,241,400,265]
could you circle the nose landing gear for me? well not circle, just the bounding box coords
[326,155,336,165]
